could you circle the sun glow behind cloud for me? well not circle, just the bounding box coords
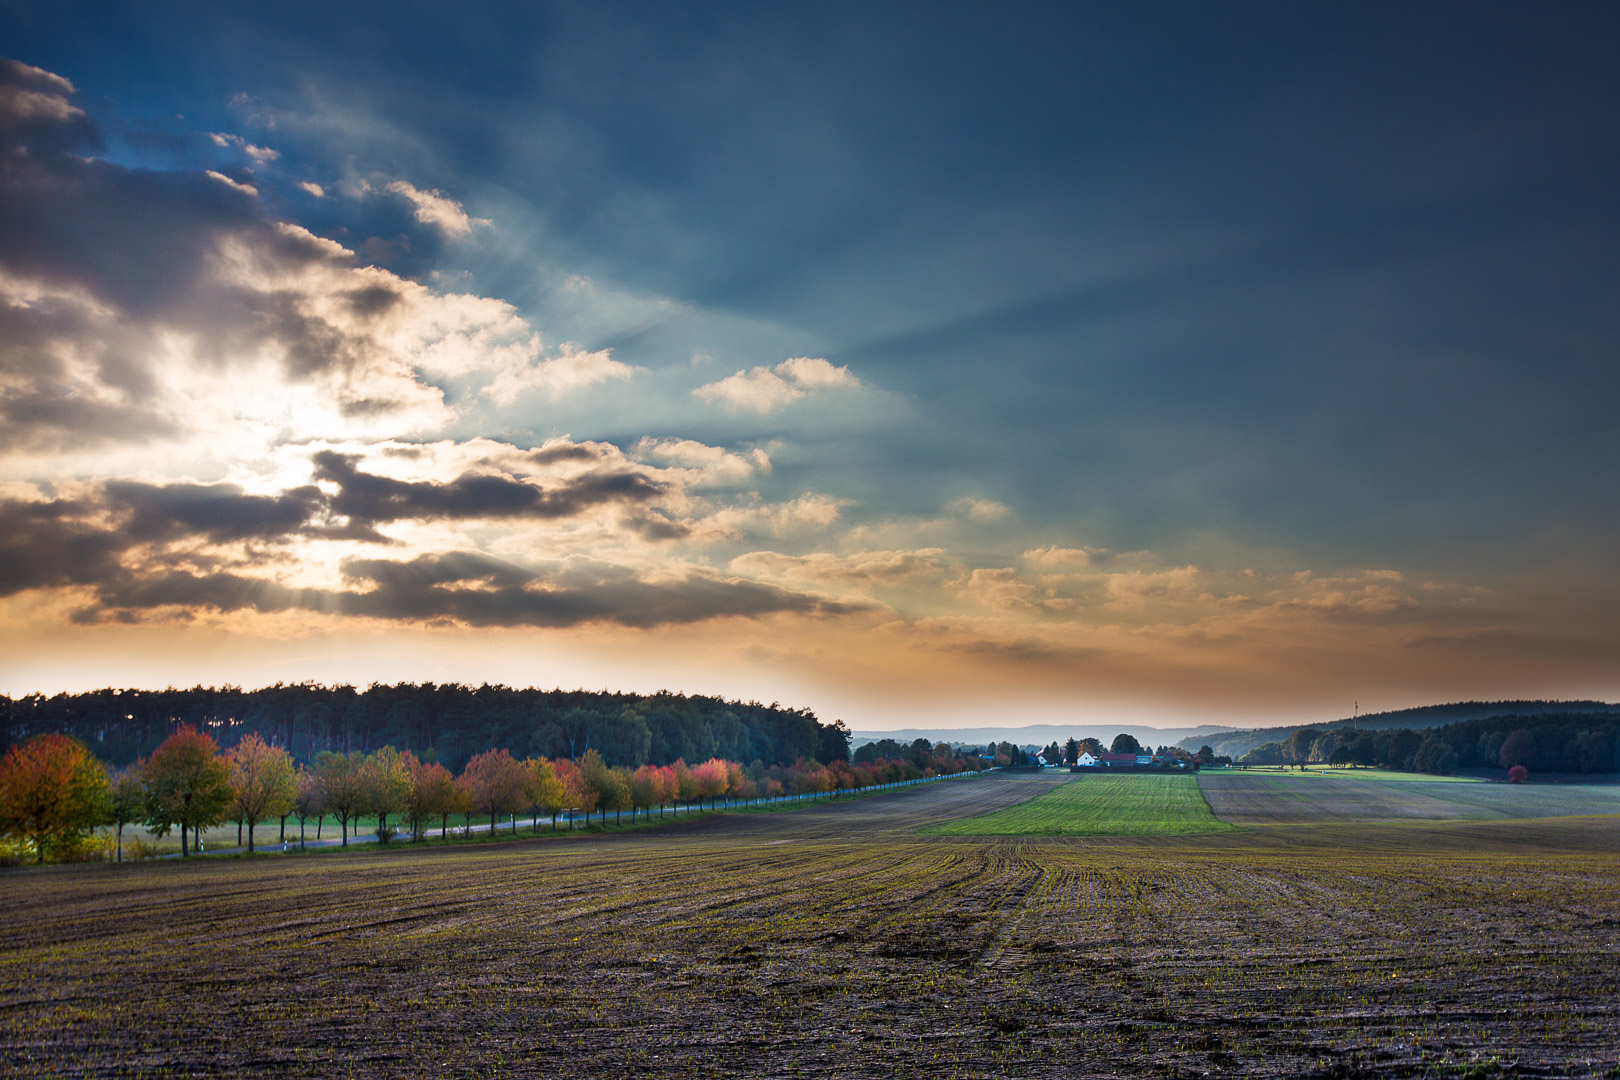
[0,42,1616,731]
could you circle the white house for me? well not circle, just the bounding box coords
[1076,751,1099,767]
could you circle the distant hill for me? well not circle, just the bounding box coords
[852,723,1238,752]
[1180,700,1618,760]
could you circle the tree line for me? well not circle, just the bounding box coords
[1191,700,1617,761]
[1229,711,1620,776]
[0,683,848,773]
[0,727,991,865]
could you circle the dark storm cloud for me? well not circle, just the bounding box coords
[69,551,864,629]
[311,451,663,527]
[341,551,535,591]
[621,513,692,541]
[101,480,325,544]
[0,498,124,598]
[0,469,864,628]
[334,556,864,628]
[529,444,604,466]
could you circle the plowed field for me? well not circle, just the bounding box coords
[3,771,1618,1079]
[1200,770,1620,824]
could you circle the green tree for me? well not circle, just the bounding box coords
[818,719,852,764]
[591,711,652,768]
[1281,728,1321,766]
[142,725,232,858]
[1110,733,1142,755]
[106,766,146,862]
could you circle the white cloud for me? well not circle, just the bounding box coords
[0,61,81,125]
[298,181,327,198]
[1022,544,1099,569]
[205,170,259,198]
[209,132,279,164]
[631,438,771,486]
[694,356,861,412]
[702,494,847,539]
[383,179,490,238]
[484,343,634,403]
[946,496,1011,522]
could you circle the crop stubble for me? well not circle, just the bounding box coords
[2,772,1618,1078]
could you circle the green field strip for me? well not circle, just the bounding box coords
[918,773,1234,836]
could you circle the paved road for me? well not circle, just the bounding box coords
[175,769,998,857]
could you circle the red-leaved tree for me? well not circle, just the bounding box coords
[0,734,108,863]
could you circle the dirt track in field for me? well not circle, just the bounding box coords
[3,771,1619,1079]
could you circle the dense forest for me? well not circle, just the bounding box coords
[1223,710,1620,775]
[0,684,848,771]
[1185,700,1617,761]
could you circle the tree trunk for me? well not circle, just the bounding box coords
[181,824,189,858]
[341,816,348,847]
[247,819,255,853]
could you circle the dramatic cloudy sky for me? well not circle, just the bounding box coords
[1,3,1617,729]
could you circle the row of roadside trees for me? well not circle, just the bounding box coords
[1,726,990,864]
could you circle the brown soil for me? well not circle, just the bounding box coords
[3,773,1617,1078]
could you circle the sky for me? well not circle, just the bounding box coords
[1,2,1617,731]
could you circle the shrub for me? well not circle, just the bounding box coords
[1508,764,1528,784]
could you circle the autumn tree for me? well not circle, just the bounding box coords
[553,756,599,826]
[361,746,413,842]
[460,748,529,832]
[1499,729,1534,771]
[524,757,568,832]
[578,749,629,824]
[313,750,366,846]
[671,759,698,805]
[292,766,323,849]
[0,734,109,863]
[227,733,297,853]
[142,725,232,857]
[406,755,460,840]
[630,764,675,819]
[693,757,730,808]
